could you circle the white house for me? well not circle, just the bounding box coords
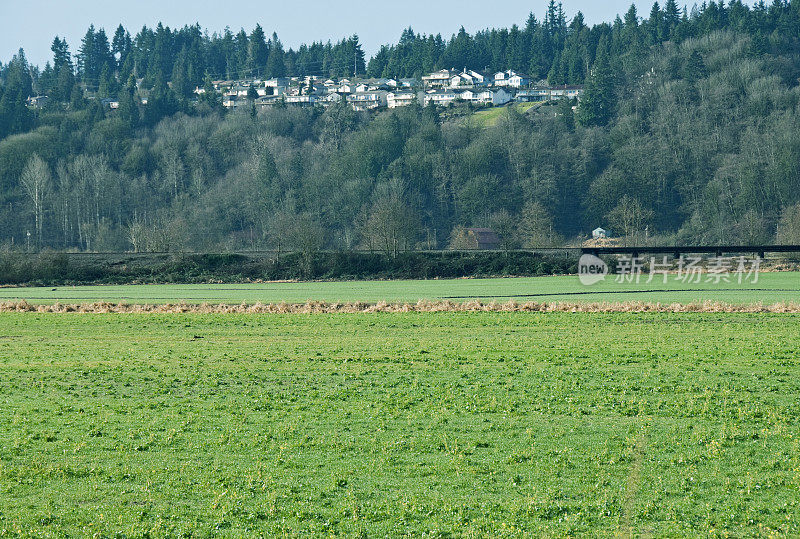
[347,90,388,111]
[550,85,584,100]
[449,69,489,88]
[423,89,459,107]
[507,74,530,88]
[222,95,247,109]
[387,92,418,108]
[264,78,289,95]
[284,94,318,106]
[515,88,550,102]
[449,73,467,88]
[592,227,609,239]
[422,69,454,88]
[460,88,512,106]
[481,88,513,105]
[494,71,511,86]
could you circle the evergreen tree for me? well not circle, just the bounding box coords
[663,0,681,39]
[0,49,35,138]
[112,24,132,72]
[117,74,139,129]
[98,64,115,97]
[77,25,97,84]
[48,37,75,101]
[54,61,76,102]
[248,24,268,75]
[577,37,615,127]
[235,29,249,76]
[647,2,663,43]
[683,49,707,82]
[266,32,286,77]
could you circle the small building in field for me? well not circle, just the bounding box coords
[592,227,609,239]
[458,228,502,250]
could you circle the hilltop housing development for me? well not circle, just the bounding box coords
[200,69,584,112]
[26,68,584,114]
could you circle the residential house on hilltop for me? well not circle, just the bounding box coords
[347,90,388,111]
[422,89,459,107]
[387,91,419,108]
[422,69,455,88]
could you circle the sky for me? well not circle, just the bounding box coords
[4,0,666,68]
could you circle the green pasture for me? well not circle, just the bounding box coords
[472,102,542,127]
[0,312,798,535]
[0,271,798,305]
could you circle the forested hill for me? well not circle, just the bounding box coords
[0,2,799,253]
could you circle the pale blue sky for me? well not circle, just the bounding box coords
[5,1,680,67]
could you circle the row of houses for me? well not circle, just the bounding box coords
[214,72,583,112]
[422,69,532,89]
[26,70,582,113]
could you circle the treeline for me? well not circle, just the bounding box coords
[0,251,576,285]
[2,2,799,112]
[369,0,800,82]
[0,2,800,254]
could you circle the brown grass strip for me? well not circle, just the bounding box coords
[1,299,800,314]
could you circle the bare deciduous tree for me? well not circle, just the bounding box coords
[777,203,800,244]
[489,209,519,253]
[361,179,419,258]
[605,195,654,246]
[519,200,561,248]
[19,155,52,249]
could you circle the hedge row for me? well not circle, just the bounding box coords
[0,251,579,286]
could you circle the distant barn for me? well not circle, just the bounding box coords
[463,228,501,250]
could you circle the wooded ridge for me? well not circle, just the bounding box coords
[1,1,799,254]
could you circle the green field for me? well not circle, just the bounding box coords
[1,312,798,535]
[472,102,543,126]
[0,271,798,306]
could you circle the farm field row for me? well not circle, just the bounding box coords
[0,272,798,305]
[0,312,798,535]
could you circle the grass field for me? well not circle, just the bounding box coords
[0,271,798,306]
[1,312,799,535]
[472,102,542,127]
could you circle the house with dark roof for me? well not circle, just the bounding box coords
[447,228,502,250]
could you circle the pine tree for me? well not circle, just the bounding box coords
[266,33,286,78]
[112,25,132,71]
[248,24,268,75]
[0,49,34,138]
[98,64,114,97]
[683,50,707,82]
[663,0,681,39]
[577,37,615,127]
[647,2,663,44]
[117,74,139,129]
[77,25,97,85]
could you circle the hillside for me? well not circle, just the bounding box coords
[1,2,800,253]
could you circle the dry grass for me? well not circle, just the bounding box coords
[2,299,800,314]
